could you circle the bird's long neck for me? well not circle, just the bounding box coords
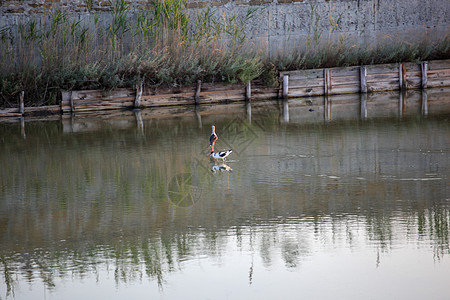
[211,126,215,134]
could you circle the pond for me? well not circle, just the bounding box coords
[1,90,449,299]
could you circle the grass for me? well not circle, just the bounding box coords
[0,1,449,108]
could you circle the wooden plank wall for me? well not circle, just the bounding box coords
[280,59,450,98]
[1,60,448,116]
[61,81,279,113]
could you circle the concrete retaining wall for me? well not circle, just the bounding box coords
[1,0,449,55]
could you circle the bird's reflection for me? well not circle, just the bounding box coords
[211,162,232,174]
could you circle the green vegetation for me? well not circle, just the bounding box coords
[0,0,449,108]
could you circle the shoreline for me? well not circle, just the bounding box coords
[1,59,449,118]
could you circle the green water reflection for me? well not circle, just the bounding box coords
[0,91,449,299]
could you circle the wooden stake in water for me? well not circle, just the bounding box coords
[135,83,143,108]
[69,93,74,113]
[402,64,407,90]
[360,66,367,93]
[282,75,289,99]
[399,64,407,90]
[245,81,251,101]
[195,80,202,105]
[324,69,331,96]
[421,62,428,89]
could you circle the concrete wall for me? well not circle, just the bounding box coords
[1,0,449,55]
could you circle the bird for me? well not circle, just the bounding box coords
[209,125,218,148]
[211,150,232,161]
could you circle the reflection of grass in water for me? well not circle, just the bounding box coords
[0,210,449,291]
[0,255,14,298]
[168,173,202,208]
[168,173,191,207]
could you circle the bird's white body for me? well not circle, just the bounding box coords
[211,150,232,161]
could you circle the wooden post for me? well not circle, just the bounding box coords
[399,63,407,90]
[402,64,407,90]
[135,83,143,108]
[360,66,367,93]
[19,91,25,115]
[324,68,331,96]
[282,74,289,99]
[195,80,202,105]
[245,81,251,101]
[421,62,428,89]
[61,91,71,113]
[69,92,75,113]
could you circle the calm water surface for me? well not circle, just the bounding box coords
[1,92,449,299]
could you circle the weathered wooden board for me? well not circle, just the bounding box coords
[428,59,450,70]
[1,105,61,115]
[280,69,324,81]
[289,78,324,89]
[200,89,246,102]
[331,74,360,85]
[366,63,400,74]
[0,112,22,117]
[330,66,360,77]
[288,86,324,97]
[141,94,195,107]
[330,84,361,95]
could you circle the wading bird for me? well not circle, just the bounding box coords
[210,125,218,150]
[211,150,232,161]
